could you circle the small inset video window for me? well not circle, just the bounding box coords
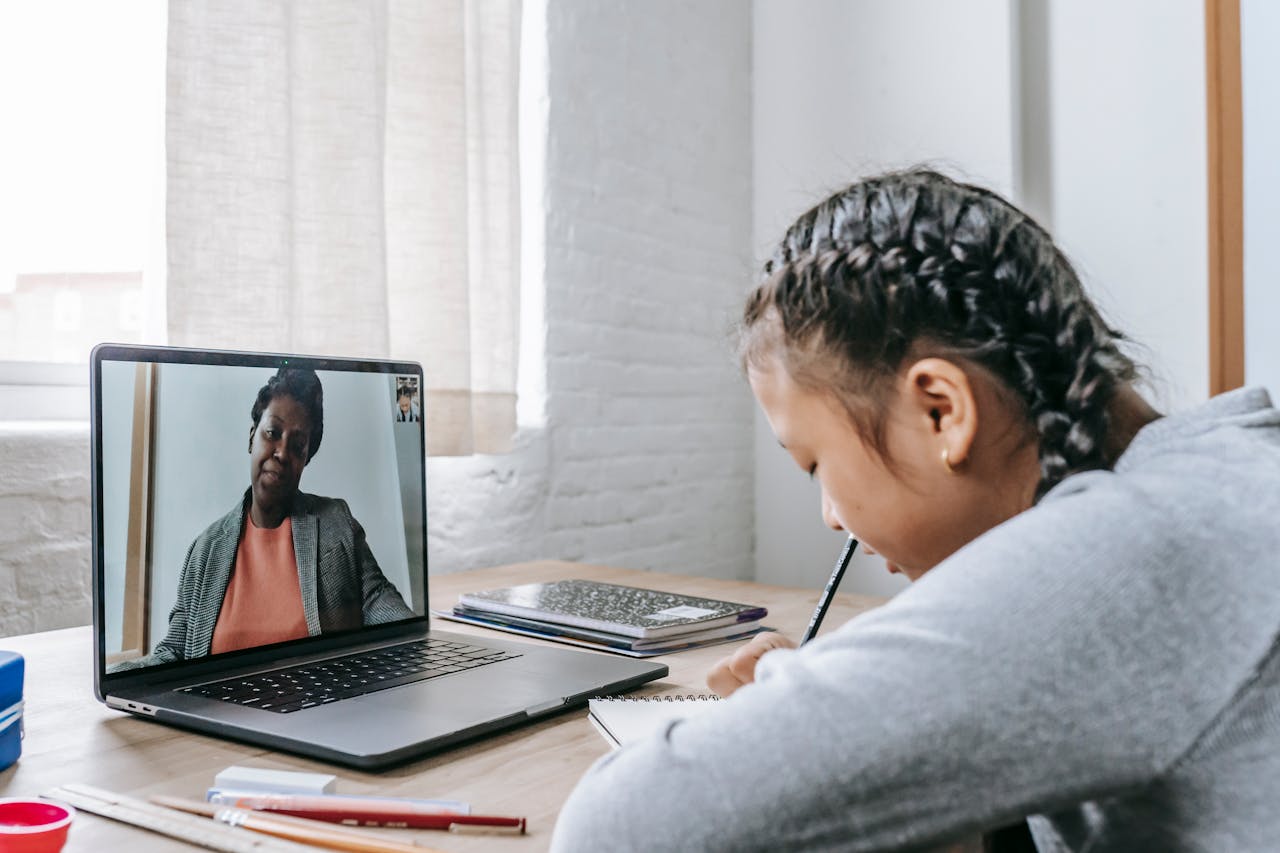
[393,376,420,423]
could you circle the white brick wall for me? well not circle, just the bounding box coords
[0,0,756,637]
[0,423,94,637]
[427,0,755,582]
[536,0,754,580]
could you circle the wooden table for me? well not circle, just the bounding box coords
[0,561,884,852]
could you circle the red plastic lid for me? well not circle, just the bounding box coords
[0,798,73,834]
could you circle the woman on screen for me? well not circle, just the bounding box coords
[110,367,414,672]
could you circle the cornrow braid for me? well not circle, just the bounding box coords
[741,169,1138,501]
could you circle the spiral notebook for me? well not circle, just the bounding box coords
[587,694,721,749]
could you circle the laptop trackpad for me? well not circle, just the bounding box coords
[351,665,564,720]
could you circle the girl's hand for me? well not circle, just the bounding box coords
[706,632,797,697]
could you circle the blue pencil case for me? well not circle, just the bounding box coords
[0,651,23,772]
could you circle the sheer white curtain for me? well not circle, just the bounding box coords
[166,0,520,455]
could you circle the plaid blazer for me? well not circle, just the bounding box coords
[113,490,415,671]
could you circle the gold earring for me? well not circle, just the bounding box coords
[942,447,957,474]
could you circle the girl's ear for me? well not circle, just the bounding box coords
[901,358,978,470]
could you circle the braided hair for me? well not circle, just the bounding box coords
[741,169,1138,501]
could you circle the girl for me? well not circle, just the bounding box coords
[551,170,1280,851]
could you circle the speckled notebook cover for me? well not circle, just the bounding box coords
[457,579,768,639]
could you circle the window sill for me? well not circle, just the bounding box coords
[0,361,89,421]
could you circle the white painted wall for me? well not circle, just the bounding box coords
[752,0,1015,597]
[1242,0,1280,395]
[750,0,1212,598]
[1034,0,1208,411]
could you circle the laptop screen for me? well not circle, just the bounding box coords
[92,346,428,677]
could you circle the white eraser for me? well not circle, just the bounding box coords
[213,765,337,795]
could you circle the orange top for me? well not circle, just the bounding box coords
[210,517,310,656]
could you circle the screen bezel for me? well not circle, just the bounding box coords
[90,343,430,696]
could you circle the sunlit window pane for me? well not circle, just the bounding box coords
[0,1,165,364]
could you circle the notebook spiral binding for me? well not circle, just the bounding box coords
[594,694,720,702]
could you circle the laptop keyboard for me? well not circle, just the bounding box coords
[177,638,522,714]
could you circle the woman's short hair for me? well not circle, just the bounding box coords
[250,367,325,462]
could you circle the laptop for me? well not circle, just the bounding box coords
[89,343,666,769]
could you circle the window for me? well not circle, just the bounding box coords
[2,2,521,452]
[0,1,166,418]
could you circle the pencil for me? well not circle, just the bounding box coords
[208,791,524,832]
[800,536,858,644]
[151,795,448,853]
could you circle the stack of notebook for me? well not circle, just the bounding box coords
[434,579,769,657]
